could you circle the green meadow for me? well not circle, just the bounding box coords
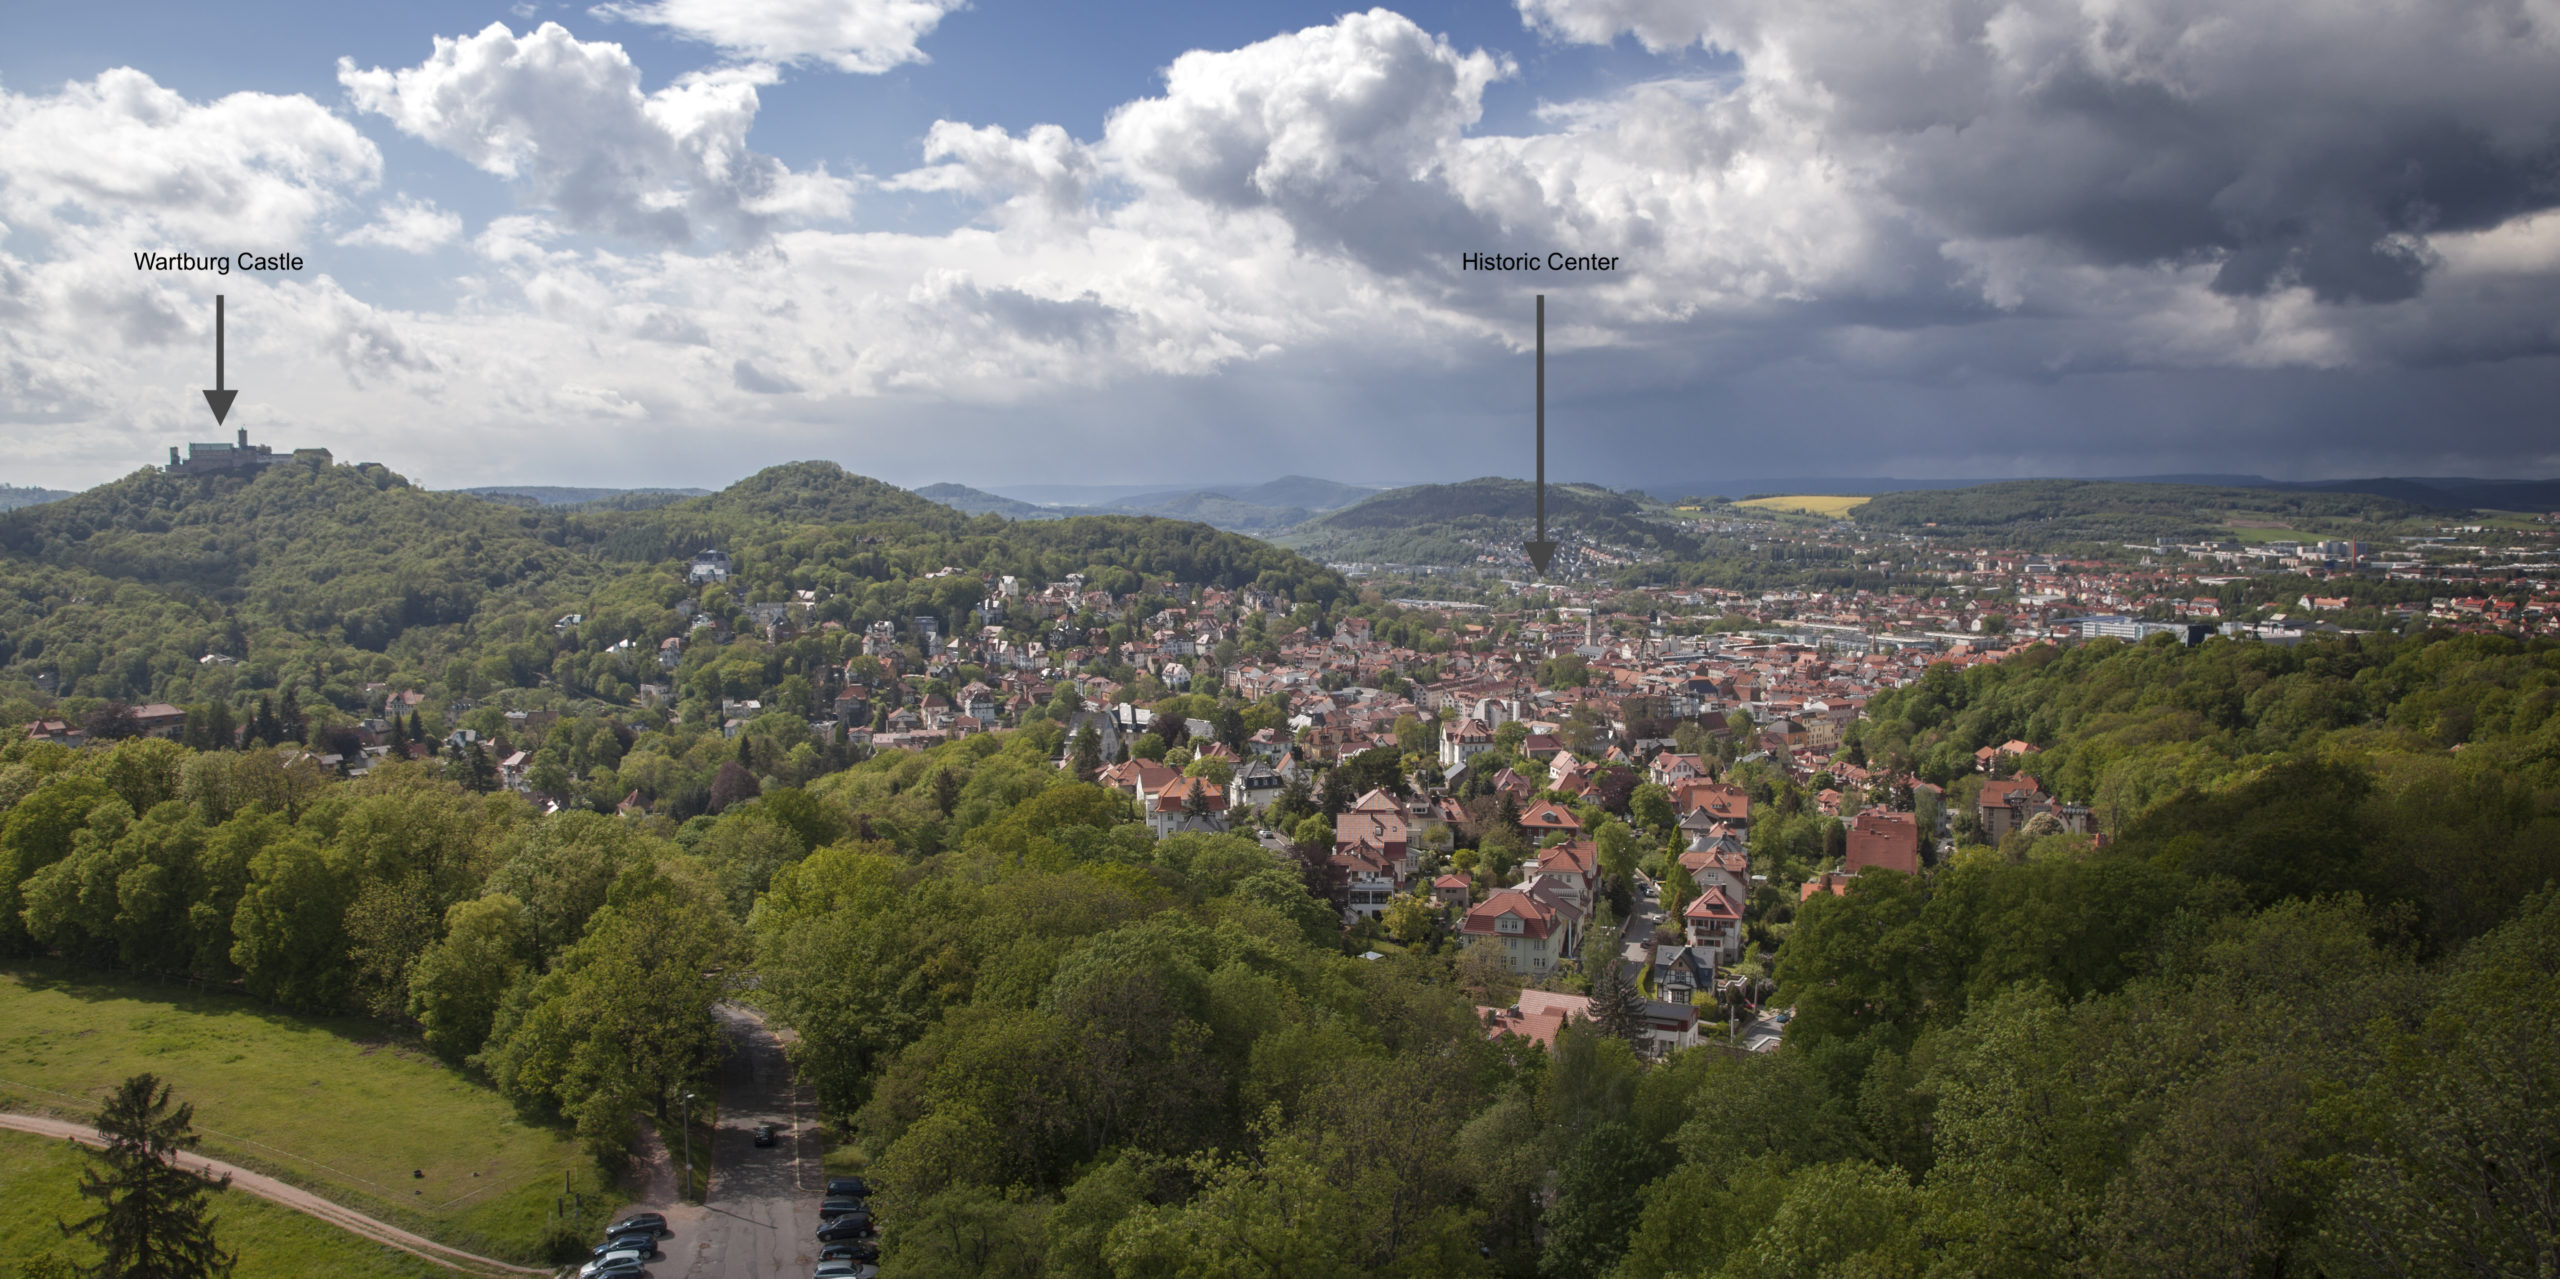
[0,965,615,1263]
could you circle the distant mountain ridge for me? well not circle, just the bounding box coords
[0,484,74,512]
[456,485,713,508]
[1275,477,1700,567]
[917,474,1375,533]
[1852,479,2432,545]
[1640,474,2560,512]
[914,483,1072,520]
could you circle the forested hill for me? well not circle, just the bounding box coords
[1852,479,2431,545]
[0,458,1345,713]
[1275,477,1700,566]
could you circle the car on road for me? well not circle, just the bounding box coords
[813,1264,878,1279]
[754,1122,782,1147]
[819,1197,868,1220]
[815,1215,875,1242]
[825,1177,869,1198]
[607,1212,667,1237]
[819,1242,878,1263]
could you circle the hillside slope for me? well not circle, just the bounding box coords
[1275,477,1700,568]
[1854,480,2433,545]
[0,458,1346,711]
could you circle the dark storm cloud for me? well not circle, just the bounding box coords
[1524,0,2560,305]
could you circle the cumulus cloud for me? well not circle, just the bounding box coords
[4,6,2558,489]
[339,23,854,247]
[336,195,464,252]
[1100,10,1512,274]
[0,67,377,244]
[887,121,1097,227]
[590,0,965,73]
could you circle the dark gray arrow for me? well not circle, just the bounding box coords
[202,294,237,425]
[1523,293,1556,575]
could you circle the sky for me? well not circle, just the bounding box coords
[3,0,2558,495]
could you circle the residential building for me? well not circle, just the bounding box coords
[1462,883,1583,976]
[1439,716,1494,770]
[1845,809,1921,875]
[1148,775,1230,837]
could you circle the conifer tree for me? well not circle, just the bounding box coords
[59,1074,235,1279]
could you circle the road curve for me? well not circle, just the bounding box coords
[0,1111,547,1277]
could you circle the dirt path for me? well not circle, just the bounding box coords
[0,1112,547,1277]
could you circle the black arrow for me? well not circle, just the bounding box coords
[202,294,237,425]
[1523,293,1556,575]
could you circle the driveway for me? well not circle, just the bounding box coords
[652,1004,826,1279]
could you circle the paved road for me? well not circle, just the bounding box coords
[652,1004,826,1279]
[0,1112,543,1277]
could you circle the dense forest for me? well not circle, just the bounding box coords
[0,457,1342,726]
[0,630,2553,1274]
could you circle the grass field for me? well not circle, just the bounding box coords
[1737,495,1871,518]
[0,965,613,1264]
[0,1130,454,1279]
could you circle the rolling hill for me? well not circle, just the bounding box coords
[1274,477,1702,568]
[1852,480,2434,544]
[0,458,1345,710]
[914,482,1073,520]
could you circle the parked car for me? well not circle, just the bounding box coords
[815,1215,875,1243]
[825,1177,869,1198]
[812,1264,877,1279]
[578,1251,647,1278]
[606,1212,668,1237]
[592,1233,659,1259]
[819,1242,879,1263]
[818,1198,868,1220]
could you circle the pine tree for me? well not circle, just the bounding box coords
[59,1074,235,1279]
[1589,957,1648,1053]
[278,686,306,746]
[1070,726,1102,783]
[247,696,281,748]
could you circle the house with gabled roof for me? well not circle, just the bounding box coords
[1682,884,1746,965]
[1148,775,1229,837]
[1439,716,1494,770]
[1524,839,1599,908]
[1462,882,1584,976]
[1517,799,1583,837]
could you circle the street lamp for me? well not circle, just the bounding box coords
[681,1092,697,1203]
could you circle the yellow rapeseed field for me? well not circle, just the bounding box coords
[1736,495,1871,518]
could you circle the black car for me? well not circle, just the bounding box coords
[815,1215,875,1243]
[754,1122,781,1148]
[820,1242,879,1263]
[825,1177,869,1198]
[818,1198,868,1221]
[592,1233,659,1260]
[607,1213,668,1238]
